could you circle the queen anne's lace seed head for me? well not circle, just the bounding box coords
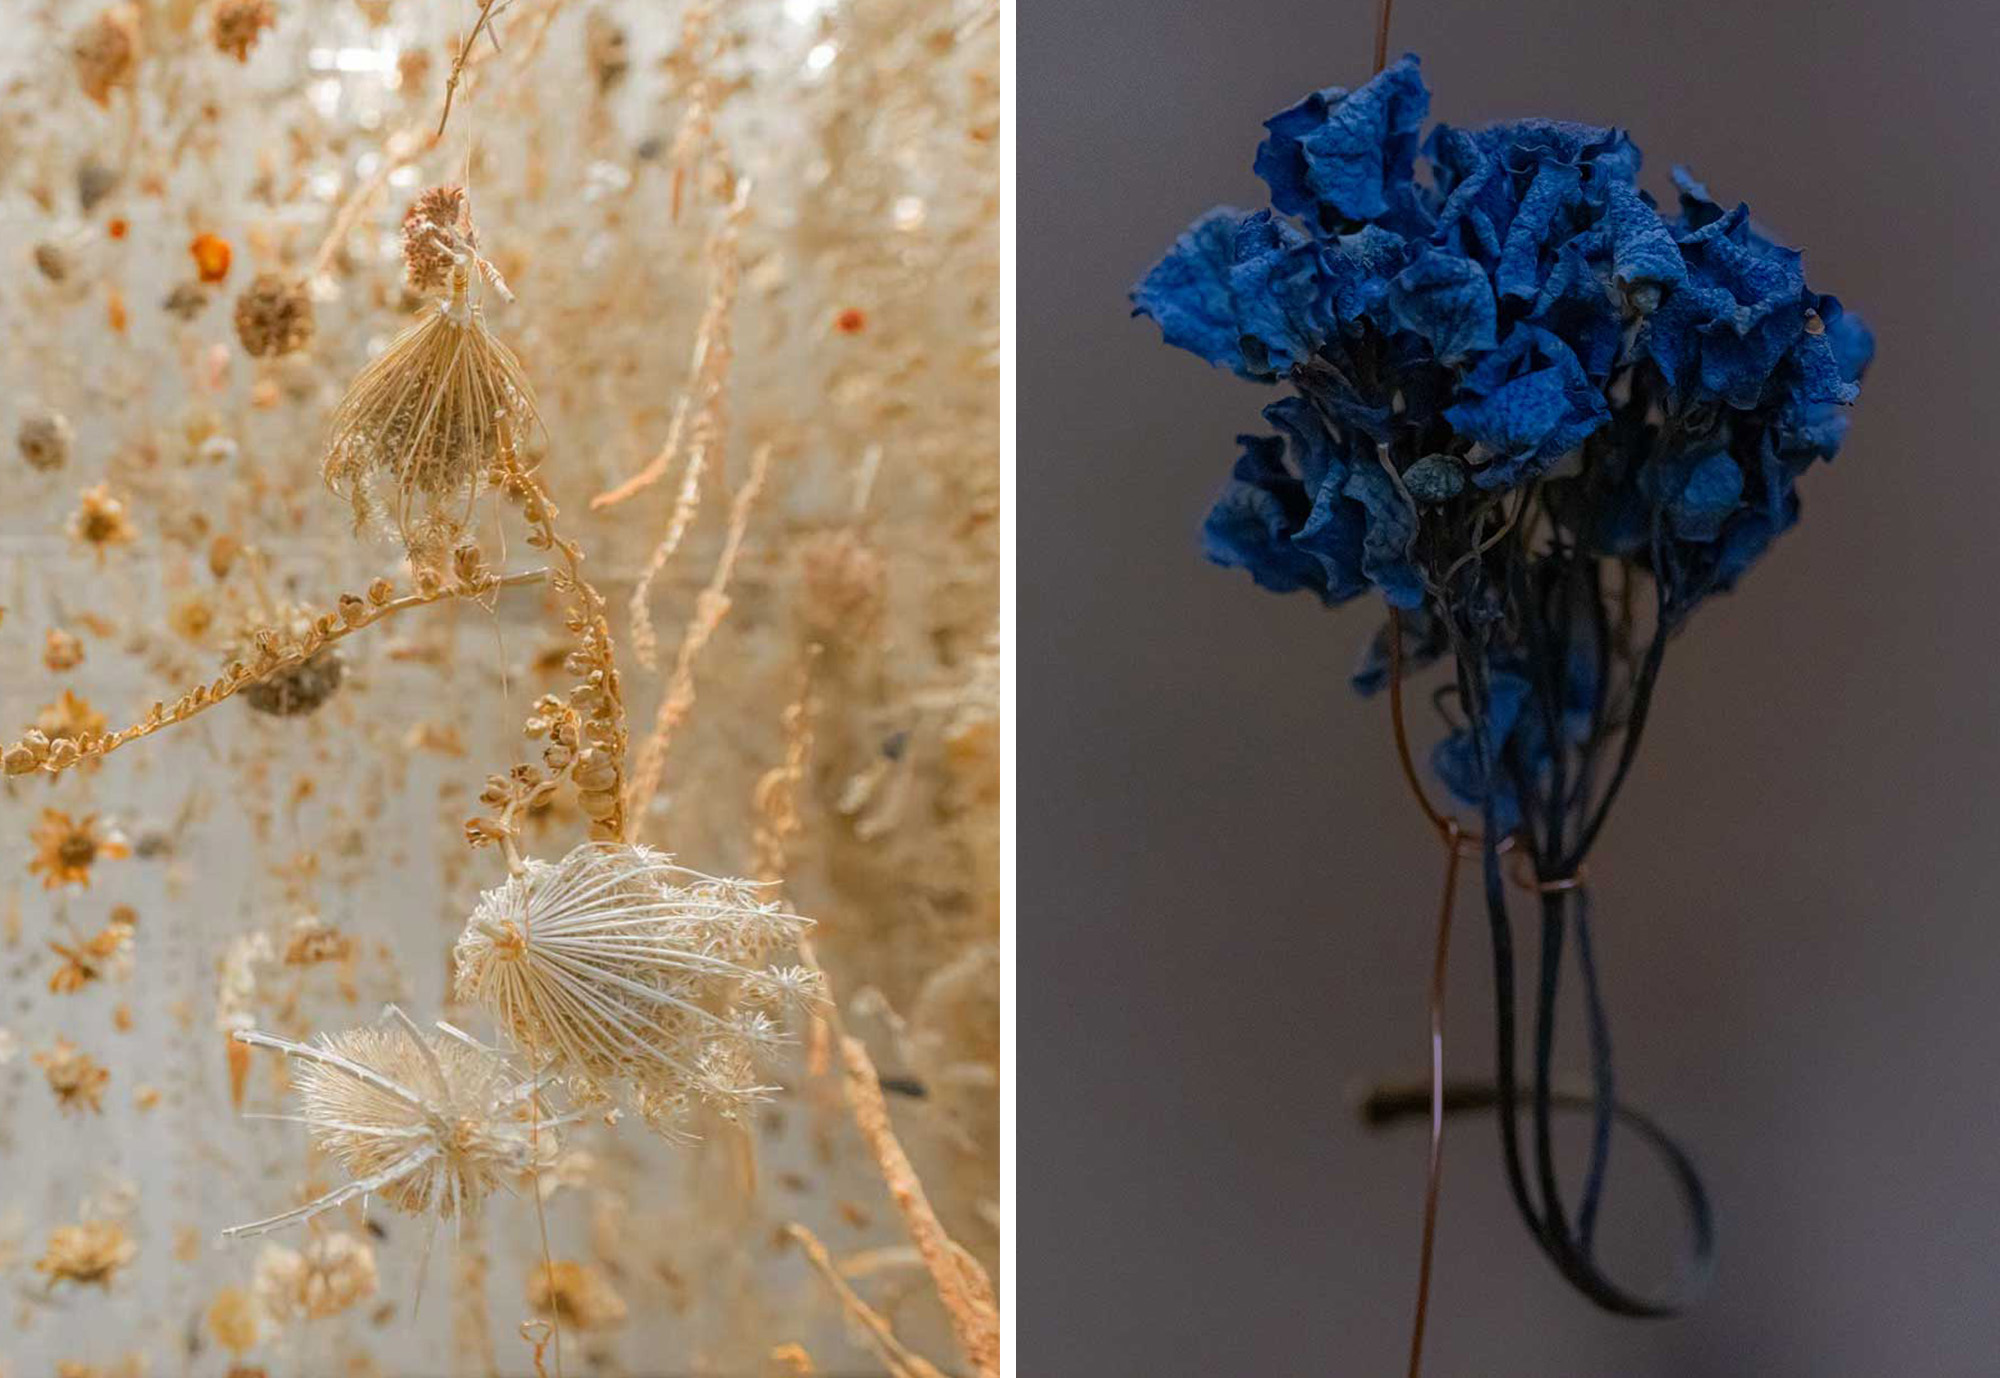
[453,842,818,1138]
[223,1007,559,1239]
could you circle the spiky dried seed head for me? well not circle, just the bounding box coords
[252,1231,378,1321]
[402,184,472,293]
[453,842,820,1137]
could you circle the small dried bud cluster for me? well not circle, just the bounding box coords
[19,409,75,471]
[226,605,347,718]
[72,7,140,107]
[36,1217,136,1288]
[210,0,276,62]
[44,628,85,672]
[280,914,353,966]
[68,484,137,551]
[401,184,472,294]
[34,241,74,282]
[233,273,314,357]
[454,842,821,1137]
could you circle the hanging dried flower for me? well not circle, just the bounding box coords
[584,12,630,94]
[527,1258,628,1331]
[72,7,140,107]
[68,484,138,553]
[36,1218,136,1288]
[799,530,887,645]
[326,188,534,559]
[209,0,275,62]
[223,1007,566,1238]
[206,1285,261,1354]
[190,231,233,283]
[34,242,74,282]
[454,842,820,1136]
[36,1039,111,1114]
[37,689,107,745]
[280,914,352,966]
[44,628,85,672]
[232,273,313,358]
[19,409,74,471]
[48,917,133,994]
[252,1231,378,1321]
[225,606,347,717]
[29,810,130,889]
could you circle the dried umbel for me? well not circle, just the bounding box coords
[453,842,820,1136]
[72,7,139,106]
[233,273,314,358]
[210,0,275,62]
[19,409,74,471]
[252,1232,378,1322]
[324,189,537,560]
[224,1007,567,1238]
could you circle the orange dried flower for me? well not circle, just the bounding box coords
[834,307,867,335]
[37,689,107,746]
[190,232,233,283]
[44,628,85,672]
[48,921,131,994]
[37,1217,135,1287]
[29,810,130,889]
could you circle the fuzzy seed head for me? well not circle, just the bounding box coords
[233,273,314,358]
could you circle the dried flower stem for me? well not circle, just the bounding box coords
[624,444,770,837]
[836,1031,1000,1378]
[312,123,442,280]
[753,648,821,885]
[3,569,549,779]
[784,1223,949,1378]
[438,0,510,139]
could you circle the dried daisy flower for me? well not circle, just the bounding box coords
[44,628,85,671]
[324,187,535,558]
[19,409,74,471]
[224,1006,569,1238]
[68,483,138,553]
[37,1218,136,1288]
[252,1231,378,1321]
[453,842,820,1136]
[233,273,314,358]
[72,7,140,106]
[527,1258,627,1331]
[225,605,347,717]
[210,0,275,62]
[36,1039,111,1115]
[29,810,130,889]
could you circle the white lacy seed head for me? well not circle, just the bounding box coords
[453,841,817,1135]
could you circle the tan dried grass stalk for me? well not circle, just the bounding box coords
[624,443,771,834]
[784,1223,949,1378]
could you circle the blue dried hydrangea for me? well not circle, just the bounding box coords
[1135,55,1871,1316]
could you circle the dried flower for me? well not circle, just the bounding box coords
[72,7,140,107]
[454,842,818,1135]
[585,12,630,94]
[34,241,74,282]
[224,1007,564,1237]
[38,689,107,745]
[36,1039,111,1114]
[19,409,74,471]
[252,1231,378,1321]
[49,917,133,993]
[37,1218,135,1288]
[29,810,130,889]
[400,184,472,295]
[210,0,275,62]
[68,484,139,553]
[799,531,887,644]
[225,606,347,717]
[280,914,352,965]
[44,628,85,672]
[190,231,233,282]
[207,1285,261,1354]
[163,280,211,320]
[233,273,314,358]
[323,224,538,557]
[527,1258,628,1330]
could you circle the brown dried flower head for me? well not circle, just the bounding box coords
[281,914,354,966]
[527,1258,628,1331]
[210,0,275,62]
[68,483,138,552]
[324,193,538,558]
[19,409,74,471]
[36,1039,111,1114]
[29,810,130,889]
[224,1007,566,1238]
[44,628,85,672]
[233,273,314,358]
[207,1285,261,1354]
[72,7,140,107]
[798,530,887,644]
[37,1218,136,1288]
[252,1231,378,1321]
[454,842,820,1137]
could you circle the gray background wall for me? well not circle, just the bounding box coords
[1020,1,2000,1372]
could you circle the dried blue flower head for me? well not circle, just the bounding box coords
[1135,53,1872,1318]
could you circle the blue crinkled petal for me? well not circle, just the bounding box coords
[1494,159,1584,302]
[1201,435,1338,599]
[1132,208,1332,381]
[1341,460,1424,608]
[1321,224,1411,327]
[1445,325,1611,487]
[1525,236,1622,381]
[1604,179,1686,306]
[1667,448,1744,541]
[1131,208,1257,374]
[1384,250,1498,361]
[1255,54,1429,226]
[1262,394,1342,492]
